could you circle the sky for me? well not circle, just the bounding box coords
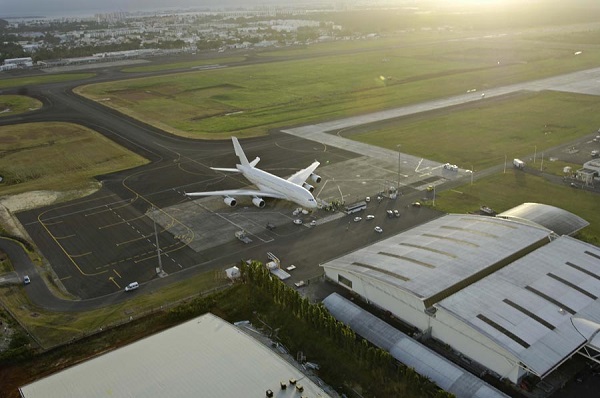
[0,0,301,18]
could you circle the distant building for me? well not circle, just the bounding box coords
[3,57,33,68]
[576,159,600,185]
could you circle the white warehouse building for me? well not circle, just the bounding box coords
[321,206,600,385]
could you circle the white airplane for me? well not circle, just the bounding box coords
[185,137,321,209]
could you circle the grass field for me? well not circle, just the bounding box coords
[0,122,148,197]
[433,170,600,243]
[0,96,42,117]
[0,73,95,89]
[350,91,600,170]
[77,29,600,139]
[1,268,229,348]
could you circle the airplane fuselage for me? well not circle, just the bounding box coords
[240,165,317,209]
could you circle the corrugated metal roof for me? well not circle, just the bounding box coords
[497,202,589,236]
[20,313,331,398]
[436,236,600,377]
[323,293,509,398]
[321,214,551,302]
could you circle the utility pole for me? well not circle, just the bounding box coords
[397,144,401,190]
[534,145,537,164]
[503,154,507,174]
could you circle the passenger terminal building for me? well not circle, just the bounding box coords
[321,203,600,385]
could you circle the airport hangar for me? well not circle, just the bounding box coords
[19,313,331,398]
[320,203,600,385]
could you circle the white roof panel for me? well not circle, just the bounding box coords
[436,236,600,377]
[322,214,551,301]
[20,313,331,398]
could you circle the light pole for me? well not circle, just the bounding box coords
[153,207,164,276]
[397,144,401,190]
[503,154,507,174]
[470,164,474,186]
[534,145,537,164]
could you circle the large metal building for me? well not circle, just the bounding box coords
[20,313,331,398]
[321,207,600,385]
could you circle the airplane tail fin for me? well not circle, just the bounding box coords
[232,137,250,166]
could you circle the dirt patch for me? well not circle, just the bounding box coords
[0,186,99,239]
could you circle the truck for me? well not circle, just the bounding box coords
[513,159,525,169]
[235,230,252,244]
[266,252,291,280]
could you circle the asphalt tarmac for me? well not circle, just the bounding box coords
[2,57,600,310]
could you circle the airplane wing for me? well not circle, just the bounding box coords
[185,189,286,199]
[210,167,241,173]
[287,161,320,186]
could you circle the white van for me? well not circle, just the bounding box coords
[125,282,139,292]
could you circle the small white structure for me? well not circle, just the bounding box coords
[225,266,241,280]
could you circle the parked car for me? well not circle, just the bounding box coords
[412,201,422,207]
[125,281,139,292]
[23,275,31,285]
[366,215,375,220]
[293,219,303,225]
[374,226,383,233]
[354,216,362,222]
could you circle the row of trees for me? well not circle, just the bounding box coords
[240,260,454,397]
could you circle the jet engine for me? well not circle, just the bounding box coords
[310,173,321,183]
[252,196,265,208]
[223,196,237,207]
[303,183,314,192]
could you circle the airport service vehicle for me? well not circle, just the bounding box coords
[354,216,362,222]
[513,159,525,169]
[186,137,321,209]
[23,275,30,285]
[374,226,383,233]
[125,282,139,292]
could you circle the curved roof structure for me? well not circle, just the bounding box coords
[323,293,510,398]
[497,203,588,236]
[321,214,552,307]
